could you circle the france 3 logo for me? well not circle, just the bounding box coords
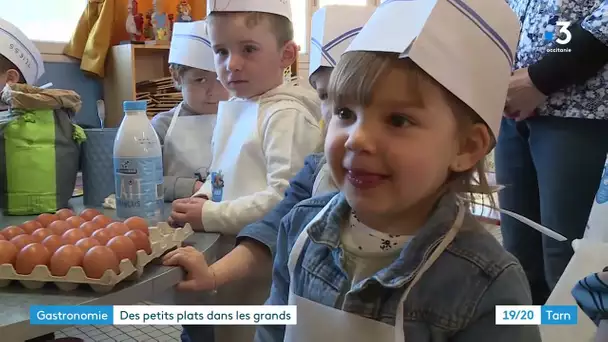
[544,21,572,45]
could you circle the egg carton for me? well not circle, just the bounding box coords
[0,222,193,293]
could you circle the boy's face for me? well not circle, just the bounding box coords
[325,64,486,230]
[208,14,296,98]
[179,68,229,114]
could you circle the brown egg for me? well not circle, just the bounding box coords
[10,235,36,251]
[2,226,25,240]
[75,237,101,253]
[31,228,54,242]
[92,215,113,228]
[124,216,150,236]
[106,222,130,236]
[41,235,64,254]
[66,216,86,229]
[49,245,84,277]
[79,221,99,237]
[48,220,71,236]
[15,243,50,275]
[56,209,75,221]
[20,220,42,234]
[61,229,86,245]
[124,230,152,254]
[106,236,137,264]
[80,208,102,221]
[0,240,18,265]
[83,246,120,279]
[37,213,59,227]
[91,229,112,245]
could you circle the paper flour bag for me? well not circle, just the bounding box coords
[585,155,608,241]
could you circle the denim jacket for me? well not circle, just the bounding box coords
[237,153,326,256]
[256,192,541,342]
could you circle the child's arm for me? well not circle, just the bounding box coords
[150,111,169,146]
[198,108,321,235]
[162,239,271,292]
[169,154,320,290]
[451,264,542,341]
[236,153,321,257]
[254,213,295,342]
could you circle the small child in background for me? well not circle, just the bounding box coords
[168,1,322,341]
[151,20,228,202]
[250,0,540,340]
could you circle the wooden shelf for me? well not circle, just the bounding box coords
[103,44,171,127]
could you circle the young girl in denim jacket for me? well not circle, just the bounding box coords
[253,0,542,341]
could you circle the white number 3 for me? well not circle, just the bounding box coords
[555,21,572,45]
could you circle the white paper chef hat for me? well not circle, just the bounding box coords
[309,5,376,80]
[0,17,44,85]
[169,21,215,72]
[207,0,292,21]
[346,0,520,138]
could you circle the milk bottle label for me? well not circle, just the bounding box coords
[114,156,164,222]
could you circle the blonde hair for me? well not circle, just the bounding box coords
[328,51,494,207]
[207,12,294,46]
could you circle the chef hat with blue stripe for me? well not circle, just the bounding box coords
[309,5,376,81]
[207,0,292,21]
[345,0,520,138]
[169,20,215,72]
[0,17,44,85]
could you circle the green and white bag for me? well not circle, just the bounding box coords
[0,83,86,215]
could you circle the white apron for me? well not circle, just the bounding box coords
[312,162,337,196]
[209,99,274,342]
[163,103,216,178]
[284,196,465,342]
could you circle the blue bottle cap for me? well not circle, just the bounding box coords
[123,100,147,112]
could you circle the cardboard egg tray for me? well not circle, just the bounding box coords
[0,222,193,293]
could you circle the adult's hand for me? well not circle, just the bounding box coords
[504,67,547,121]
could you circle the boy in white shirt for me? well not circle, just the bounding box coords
[151,20,228,202]
[170,0,322,238]
[169,1,322,341]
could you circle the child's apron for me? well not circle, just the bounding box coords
[284,195,465,342]
[209,99,273,342]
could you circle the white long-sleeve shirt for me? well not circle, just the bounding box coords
[193,82,322,235]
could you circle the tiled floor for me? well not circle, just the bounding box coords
[56,317,182,341]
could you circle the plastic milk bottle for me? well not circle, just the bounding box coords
[113,101,164,224]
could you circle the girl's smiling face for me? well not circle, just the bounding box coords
[325,52,490,234]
